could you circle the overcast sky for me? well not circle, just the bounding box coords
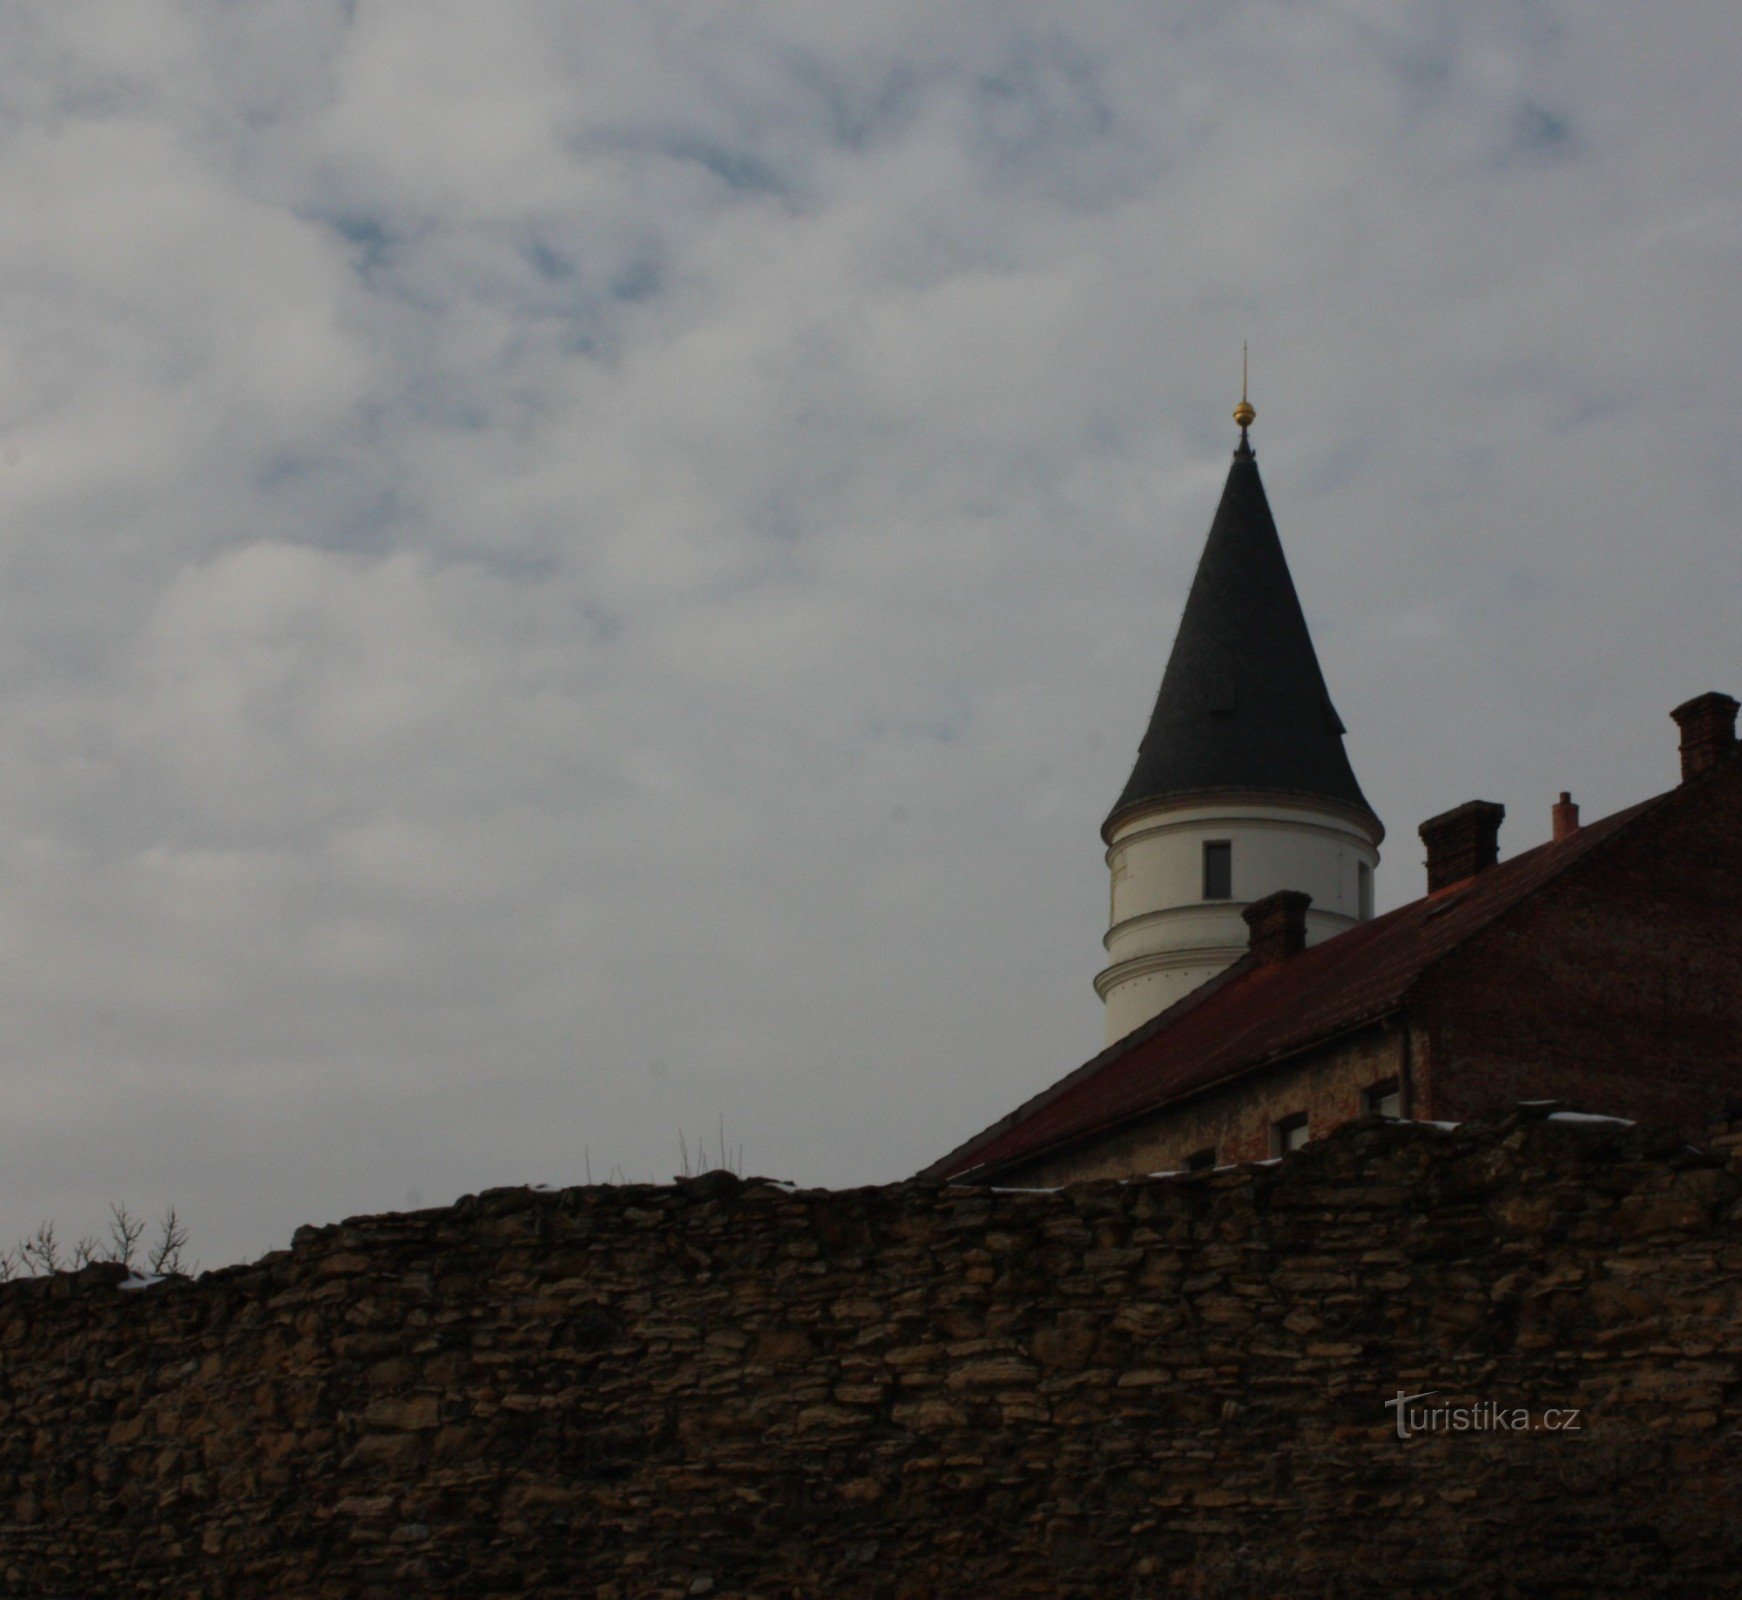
[1,1,1738,1268]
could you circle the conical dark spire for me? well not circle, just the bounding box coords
[1105,436,1380,839]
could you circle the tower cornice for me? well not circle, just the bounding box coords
[1103,787,1386,848]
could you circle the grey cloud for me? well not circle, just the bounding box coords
[0,2,1737,1267]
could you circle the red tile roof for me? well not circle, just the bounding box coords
[926,791,1667,1182]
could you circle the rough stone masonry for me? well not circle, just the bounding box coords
[3,1105,1741,1598]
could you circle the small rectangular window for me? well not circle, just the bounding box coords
[1364,1079,1401,1119]
[1184,1147,1216,1173]
[1203,840,1232,900]
[1358,861,1374,920]
[1272,1113,1309,1155]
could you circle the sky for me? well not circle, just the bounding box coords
[1,1,1738,1270]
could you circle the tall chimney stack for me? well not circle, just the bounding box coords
[1671,692,1739,782]
[1419,800,1505,894]
[1242,890,1311,966]
[1551,791,1580,842]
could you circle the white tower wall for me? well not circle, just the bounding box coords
[1096,794,1381,1044]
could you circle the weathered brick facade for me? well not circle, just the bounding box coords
[1415,753,1742,1131]
[1006,1023,1408,1181]
[3,1110,1741,1598]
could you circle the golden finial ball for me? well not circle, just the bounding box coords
[1233,398,1256,428]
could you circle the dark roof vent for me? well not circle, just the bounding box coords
[1242,890,1311,966]
[1419,800,1505,894]
[1671,691,1739,782]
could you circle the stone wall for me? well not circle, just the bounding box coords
[3,1106,1741,1599]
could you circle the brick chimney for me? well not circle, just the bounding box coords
[1551,791,1580,842]
[1242,890,1311,966]
[1418,800,1505,893]
[1671,691,1739,781]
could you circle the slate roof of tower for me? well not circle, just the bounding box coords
[1106,435,1379,839]
[923,789,1667,1184]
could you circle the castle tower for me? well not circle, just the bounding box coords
[1097,389,1383,1043]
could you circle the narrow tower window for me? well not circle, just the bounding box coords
[1203,840,1232,900]
[1358,861,1374,920]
